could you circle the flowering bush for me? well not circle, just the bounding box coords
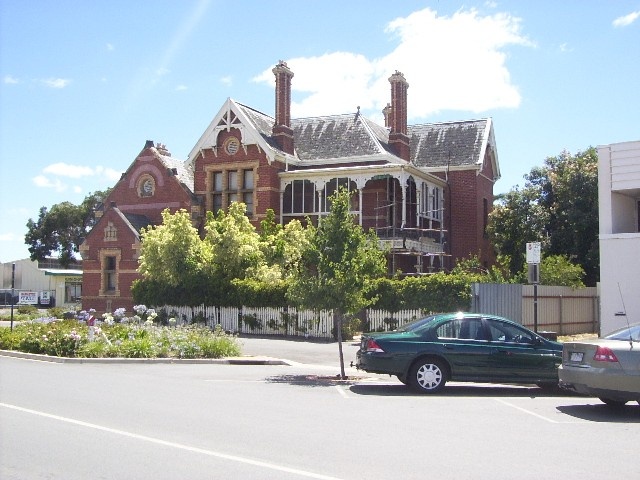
[0,308,241,359]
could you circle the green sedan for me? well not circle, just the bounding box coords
[355,312,563,393]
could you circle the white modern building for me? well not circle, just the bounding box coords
[0,258,82,308]
[597,140,640,335]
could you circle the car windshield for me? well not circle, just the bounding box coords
[395,315,438,333]
[605,324,640,342]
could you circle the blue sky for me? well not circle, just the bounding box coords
[1,0,639,263]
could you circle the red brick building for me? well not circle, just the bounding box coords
[80,61,499,313]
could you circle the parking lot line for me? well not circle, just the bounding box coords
[494,398,586,424]
[0,402,347,480]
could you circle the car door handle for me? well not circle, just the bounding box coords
[496,349,513,355]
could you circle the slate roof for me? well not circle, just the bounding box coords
[236,103,281,151]
[157,152,194,191]
[291,113,389,161]
[409,119,490,168]
[121,211,153,236]
[192,99,495,174]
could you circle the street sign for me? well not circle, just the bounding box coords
[18,291,38,305]
[526,242,541,264]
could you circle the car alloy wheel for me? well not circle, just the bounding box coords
[409,358,447,393]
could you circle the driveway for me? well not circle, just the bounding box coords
[238,335,361,368]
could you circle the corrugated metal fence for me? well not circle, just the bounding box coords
[471,283,599,335]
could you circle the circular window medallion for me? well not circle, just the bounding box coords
[224,137,240,155]
[138,176,155,197]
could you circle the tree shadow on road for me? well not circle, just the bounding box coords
[264,374,368,388]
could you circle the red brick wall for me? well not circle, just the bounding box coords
[445,162,495,269]
[193,128,284,227]
[81,208,141,314]
[103,149,193,224]
[81,147,195,314]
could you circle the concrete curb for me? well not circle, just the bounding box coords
[0,349,291,366]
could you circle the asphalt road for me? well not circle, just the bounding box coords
[237,335,362,370]
[2,348,640,480]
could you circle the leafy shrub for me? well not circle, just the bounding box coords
[1,317,240,359]
[17,305,38,315]
[48,307,67,319]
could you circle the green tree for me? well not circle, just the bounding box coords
[204,202,267,281]
[25,189,110,267]
[450,254,514,283]
[526,148,599,285]
[138,209,211,287]
[288,188,387,378]
[488,147,598,286]
[486,187,548,276]
[260,209,311,281]
[524,254,585,288]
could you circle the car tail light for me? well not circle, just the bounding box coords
[593,346,619,363]
[366,339,385,353]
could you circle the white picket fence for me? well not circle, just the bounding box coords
[364,309,426,332]
[153,305,432,339]
[156,305,335,338]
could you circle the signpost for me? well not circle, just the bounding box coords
[526,242,541,332]
[10,263,15,331]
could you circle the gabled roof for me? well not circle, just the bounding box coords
[187,98,498,178]
[121,211,154,234]
[409,118,499,177]
[156,151,194,191]
[188,98,289,166]
[80,207,154,255]
[291,113,394,162]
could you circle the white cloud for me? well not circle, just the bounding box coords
[559,43,573,53]
[94,166,122,181]
[40,163,122,182]
[220,75,233,86]
[42,78,71,89]
[3,75,19,84]
[176,84,188,91]
[613,11,640,27]
[253,7,533,120]
[0,232,16,242]
[43,163,96,178]
[32,175,68,192]
[106,43,115,51]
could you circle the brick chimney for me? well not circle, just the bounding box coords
[382,103,392,128]
[388,71,410,161]
[272,60,295,154]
